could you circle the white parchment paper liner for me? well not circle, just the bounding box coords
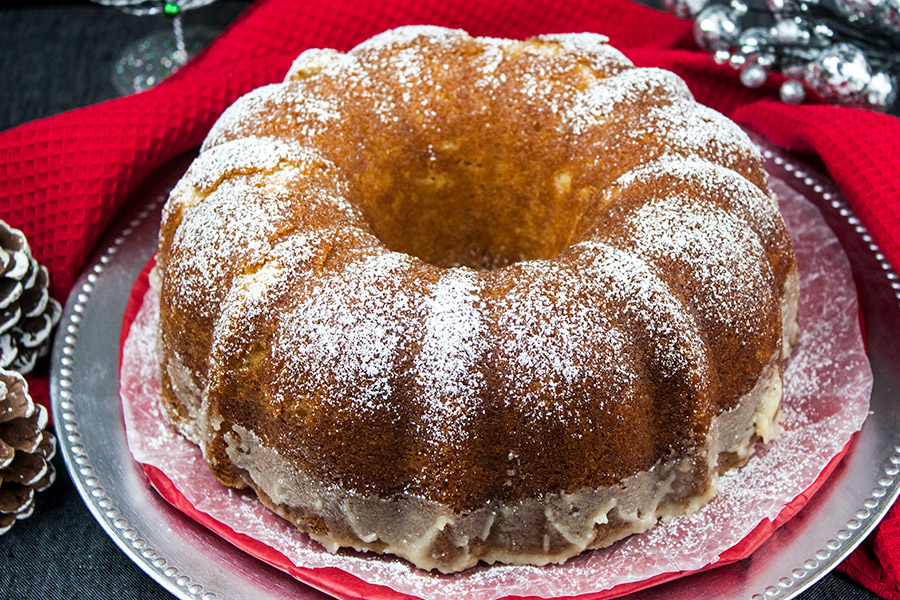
[121,175,873,600]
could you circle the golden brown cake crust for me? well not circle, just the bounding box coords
[156,26,798,573]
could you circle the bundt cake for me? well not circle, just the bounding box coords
[155,26,799,573]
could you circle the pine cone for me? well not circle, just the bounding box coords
[0,368,56,534]
[0,220,62,374]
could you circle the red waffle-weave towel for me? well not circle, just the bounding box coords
[1,0,898,596]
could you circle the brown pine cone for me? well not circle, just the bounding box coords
[0,220,62,374]
[0,368,56,534]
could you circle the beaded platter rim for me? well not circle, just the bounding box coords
[51,137,900,600]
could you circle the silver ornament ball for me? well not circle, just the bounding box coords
[782,62,809,80]
[876,0,900,32]
[694,5,742,51]
[766,0,813,13]
[813,23,834,40]
[804,43,871,104]
[714,50,732,64]
[833,0,881,20]
[730,0,750,16]
[771,17,811,44]
[738,26,773,56]
[756,52,777,69]
[780,80,807,103]
[866,71,898,112]
[740,62,770,88]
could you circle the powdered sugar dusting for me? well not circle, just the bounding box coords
[538,32,610,50]
[536,32,630,74]
[626,195,772,326]
[179,136,317,193]
[491,261,636,422]
[415,270,486,447]
[353,25,467,54]
[162,143,359,318]
[166,178,292,319]
[165,137,324,228]
[471,39,506,84]
[285,47,342,81]
[574,240,708,380]
[614,156,784,239]
[567,68,692,135]
[213,228,336,336]
[274,251,418,415]
[604,181,872,579]
[203,83,341,151]
[638,100,762,164]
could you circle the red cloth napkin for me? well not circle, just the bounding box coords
[2,0,899,596]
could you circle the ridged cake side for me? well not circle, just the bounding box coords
[156,26,798,573]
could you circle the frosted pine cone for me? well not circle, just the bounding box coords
[0,368,56,534]
[0,221,62,374]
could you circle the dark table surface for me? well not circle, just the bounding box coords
[0,2,889,599]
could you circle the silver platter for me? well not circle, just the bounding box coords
[52,138,900,600]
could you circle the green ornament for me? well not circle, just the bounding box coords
[163,2,180,15]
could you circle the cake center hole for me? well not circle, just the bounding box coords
[353,139,590,270]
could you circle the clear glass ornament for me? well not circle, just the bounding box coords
[91,0,219,96]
